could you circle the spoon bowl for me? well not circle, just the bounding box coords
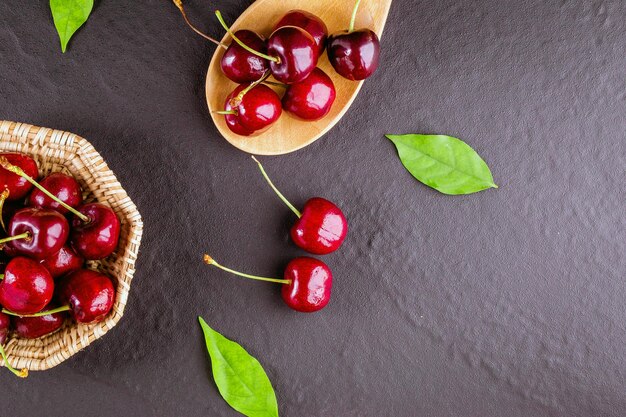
[206,0,393,155]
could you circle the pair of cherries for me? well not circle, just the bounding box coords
[175,0,381,136]
[205,157,347,313]
[0,154,119,377]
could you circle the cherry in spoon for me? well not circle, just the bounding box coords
[221,81,282,136]
[274,10,328,58]
[252,157,348,255]
[327,0,380,81]
[204,255,332,312]
[282,67,336,120]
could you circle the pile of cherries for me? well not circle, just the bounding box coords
[204,157,347,313]
[175,0,381,136]
[0,153,120,377]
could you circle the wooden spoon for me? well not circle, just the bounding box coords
[206,0,393,155]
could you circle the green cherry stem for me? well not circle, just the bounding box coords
[251,156,302,218]
[0,274,4,280]
[213,110,237,115]
[349,0,362,33]
[1,305,71,318]
[0,344,28,378]
[215,11,280,63]
[204,255,291,285]
[172,0,227,49]
[0,232,30,245]
[0,157,89,223]
[0,188,9,233]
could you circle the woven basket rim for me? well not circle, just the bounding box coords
[0,120,143,371]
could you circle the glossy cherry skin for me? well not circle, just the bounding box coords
[291,197,348,255]
[28,172,82,214]
[281,257,332,312]
[282,68,336,120]
[6,207,69,260]
[57,269,115,324]
[267,26,317,84]
[0,153,38,201]
[0,312,9,344]
[13,307,66,339]
[327,29,380,80]
[274,10,328,58]
[40,244,84,279]
[224,84,282,136]
[221,30,269,83]
[70,203,120,260]
[0,257,54,315]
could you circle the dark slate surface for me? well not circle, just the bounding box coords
[1,0,625,416]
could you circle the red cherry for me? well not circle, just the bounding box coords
[57,269,115,324]
[290,198,348,255]
[70,203,120,260]
[13,306,66,339]
[281,257,332,312]
[4,207,69,260]
[221,30,269,83]
[28,172,82,214]
[0,312,9,345]
[274,10,328,58]
[223,84,282,136]
[252,157,348,254]
[204,255,332,313]
[327,29,380,81]
[282,68,336,121]
[267,26,317,84]
[0,257,54,314]
[0,153,38,201]
[40,244,84,279]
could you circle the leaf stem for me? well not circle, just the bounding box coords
[251,156,301,218]
[172,0,227,48]
[0,232,30,245]
[203,255,290,285]
[215,11,279,63]
[0,157,89,222]
[0,344,27,378]
[349,0,362,33]
[1,305,71,318]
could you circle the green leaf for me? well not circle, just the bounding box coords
[50,0,94,53]
[386,134,498,195]
[198,317,279,417]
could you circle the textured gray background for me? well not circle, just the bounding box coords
[0,0,625,416]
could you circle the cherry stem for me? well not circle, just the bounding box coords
[0,157,90,223]
[263,80,287,88]
[214,110,237,115]
[0,188,8,233]
[203,255,290,285]
[0,274,3,280]
[215,11,280,63]
[0,232,30,245]
[0,344,28,378]
[251,156,302,218]
[1,305,71,318]
[349,0,362,33]
[172,0,227,48]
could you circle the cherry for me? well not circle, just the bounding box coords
[221,30,270,83]
[0,153,38,201]
[221,83,282,136]
[0,311,27,378]
[0,256,54,314]
[2,207,69,260]
[282,67,336,120]
[327,0,380,80]
[204,255,332,312]
[216,11,317,84]
[13,306,66,339]
[252,157,347,254]
[40,244,84,279]
[28,172,82,214]
[57,269,115,324]
[274,10,328,58]
[70,203,121,260]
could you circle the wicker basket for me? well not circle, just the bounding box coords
[0,120,143,371]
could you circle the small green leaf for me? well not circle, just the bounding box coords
[386,134,498,195]
[198,317,279,417]
[50,0,94,53]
